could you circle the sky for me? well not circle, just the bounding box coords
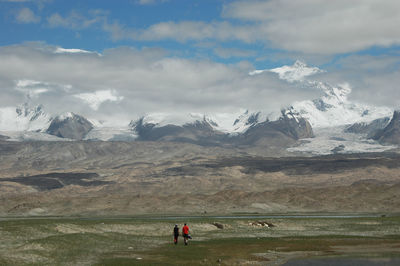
[0,0,399,124]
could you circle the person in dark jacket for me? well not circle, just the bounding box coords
[173,224,179,244]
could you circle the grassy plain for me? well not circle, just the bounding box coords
[1,215,400,265]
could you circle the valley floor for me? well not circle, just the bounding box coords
[0,215,399,265]
[1,141,400,264]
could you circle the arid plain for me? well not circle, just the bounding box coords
[1,141,400,216]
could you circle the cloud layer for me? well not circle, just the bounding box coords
[223,0,400,54]
[1,1,399,125]
[15,7,40,23]
[100,0,400,54]
[0,43,321,124]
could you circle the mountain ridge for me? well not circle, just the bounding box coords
[0,61,398,154]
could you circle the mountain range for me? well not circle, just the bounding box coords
[0,61,398,155]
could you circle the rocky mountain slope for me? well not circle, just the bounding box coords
[130,109,313,147]
[233,110,313,146]
[372,110,400,144]
[345,117,391,138]
[46,113,93,140]
[343,110,400,145]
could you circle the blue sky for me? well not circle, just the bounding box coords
[0,0,399,121]
[1,0,276,66]
[5,0,398,67]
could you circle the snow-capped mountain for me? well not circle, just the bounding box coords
[46,112,93,140]
[0,103,51,132]
[0,104,96,141]
[130,113,212,129]
[208,111,278,134]
[372,110,400,145]
[249,60,324,82]
[269,60,324,82]
[129,110,278,138]
[0,60,398,155]
[249,60,397,154]
[130,60,392,138]
[251,60,393,128]
[129,109,313,146]
[345,117,391,138]
[130,114,222,144]
[127,106,295,136]
[235,110,313,146]
[290,82,392,128]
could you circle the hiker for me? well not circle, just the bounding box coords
[182,223,190,245]
[173,224,179,245]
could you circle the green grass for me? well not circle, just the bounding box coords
[99,236,400,265]
[1,216,400,265]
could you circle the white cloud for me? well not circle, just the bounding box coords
[98,0,400,55]
[47,10,104,29]
[18,1,399,56]
[0,43,319,122]
[103,20,259,43]
[316,54,400,108]
[15,79,49,97]
[223,0,400,54]
[16,7,40,23]
[74,89,124,110]
[13,79,72,99]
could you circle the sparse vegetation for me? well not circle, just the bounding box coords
[0,216,399,265]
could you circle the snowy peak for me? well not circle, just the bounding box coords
[56,112,75,120]
[255,61,394,128]
[249,60,324,82]
[130,113,213,129]
[270,60,324,82]
[16,103,49,123]
[130,108,309,137]
[209,110,268,134]
[317,82,352,104]
[232,110,261,130]
[130,109,313,147]
[0,103,52,132]
[0,103,134,141]
[130,113,223,144]
[291,81,392,128]
[130,110,271,136]
[46,112,93,140]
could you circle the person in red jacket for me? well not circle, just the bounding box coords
[182,223,190,245]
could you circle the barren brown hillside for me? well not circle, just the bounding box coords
[1,141,400,216]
